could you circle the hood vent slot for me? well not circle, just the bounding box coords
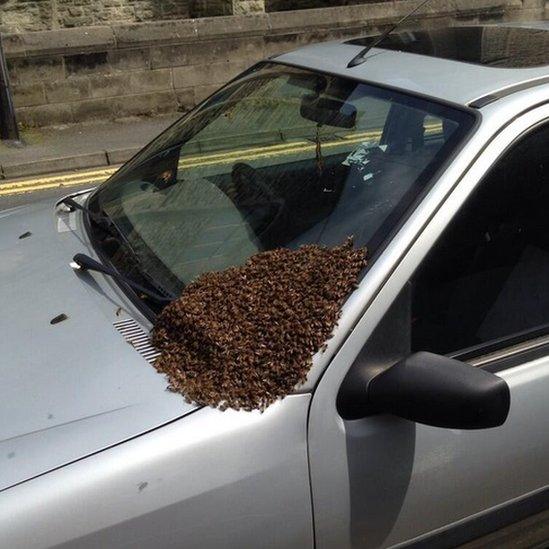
[113,319,160,365]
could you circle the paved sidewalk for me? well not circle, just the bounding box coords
[0,114,180,180]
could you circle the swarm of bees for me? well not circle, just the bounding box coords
[152,238,367,412]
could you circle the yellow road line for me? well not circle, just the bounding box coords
[180,128,386,166]
[0,167,118,197]
[0,123,443,197]
[179,124,441,169]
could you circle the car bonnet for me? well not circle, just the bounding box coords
[0,194,196,492]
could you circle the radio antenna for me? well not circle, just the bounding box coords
[347,0,433,68]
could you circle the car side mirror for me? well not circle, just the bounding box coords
[337,351,510,429]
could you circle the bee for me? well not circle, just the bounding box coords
[152,239,367,412]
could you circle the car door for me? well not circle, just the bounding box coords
[308,105,549,548]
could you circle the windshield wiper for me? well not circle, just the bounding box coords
[59,196,115,232]
[71,194,180,304]
[71,253,175,305]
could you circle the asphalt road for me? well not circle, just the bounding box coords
[0,184,92,210]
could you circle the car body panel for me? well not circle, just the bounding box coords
[0,395,313,549]
[307,102,549,548]
[275,40,548,107]
[0,199,196,491]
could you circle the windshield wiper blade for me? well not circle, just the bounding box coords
[59,196,114,230]
[69,195,179,301]
[71,253,175,305]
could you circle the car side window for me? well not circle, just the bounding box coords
[411,122,549,356]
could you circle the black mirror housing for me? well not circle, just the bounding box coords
[339,352,510,429]
[369,352,510,429]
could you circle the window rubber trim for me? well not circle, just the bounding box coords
[451,324,549,372]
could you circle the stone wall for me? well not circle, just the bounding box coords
[193,0,266,17]
[2,0,544,127]
[266,0,385,11]
[0,0,192,33]
[0,0,282,32]
[0,1,384,33]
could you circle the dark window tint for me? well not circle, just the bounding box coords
[412,123,549,356]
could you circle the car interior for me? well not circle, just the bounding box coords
[96,73,469,301]
[411,124,549,356]
[200,105,451,250]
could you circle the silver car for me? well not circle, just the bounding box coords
[1,23,548,549]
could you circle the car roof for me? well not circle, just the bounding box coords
[274,24,549,108]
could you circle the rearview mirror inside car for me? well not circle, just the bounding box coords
[300,94,357,128]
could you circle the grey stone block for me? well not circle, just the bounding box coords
[267,3,397,34]
[197,13,268,38]
[172,64,205,88]
[1,34,26,58]
[65,52,110,76]
[17,104,74,127]
[199,37,266,65]
[87,69,172,99]
[151,44,197,69]
[7,57,65,85]
[342,3,403,25]
[108,48,151,71]
[129,69,173,93]
[14,26,115,56]
[87,73,130,99]
[264,32,310,57]
[12,83,46,107]
[113,91,178,118]
[151,36,265,69]
[45,78,92,103]
[72,97,117,122]
[268,7,339,33]
[113,20,198,47]
[173,60,248,89]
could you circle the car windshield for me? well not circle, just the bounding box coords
[88,62,475,305]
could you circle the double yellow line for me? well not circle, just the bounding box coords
[0,123,443,197]
[0,167,118,197]
[178,128,386,169]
